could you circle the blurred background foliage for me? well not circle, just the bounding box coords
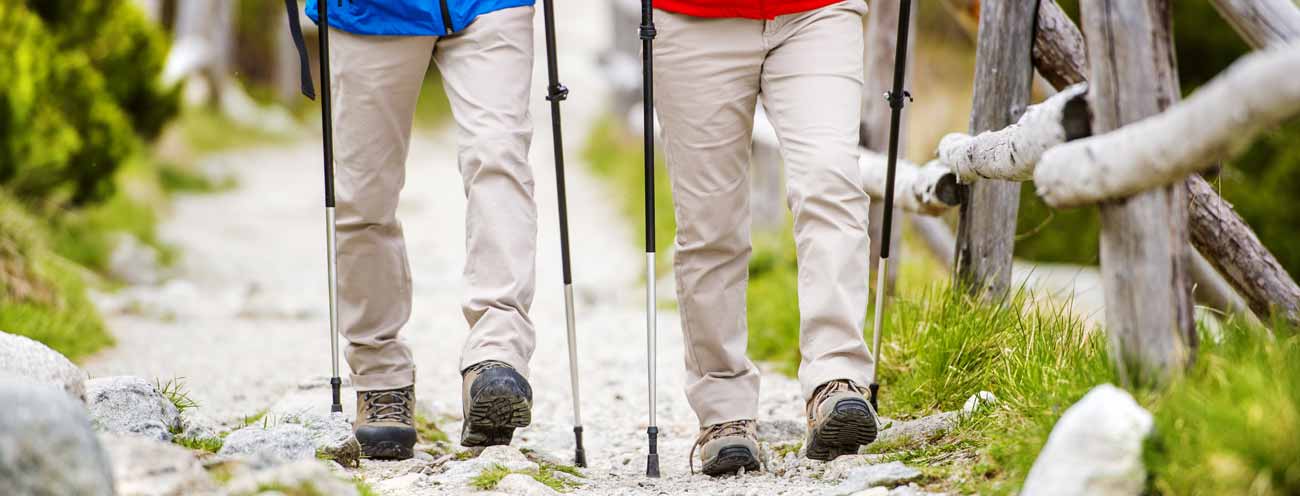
[1014,1,1300,278]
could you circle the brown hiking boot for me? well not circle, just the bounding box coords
[690,419,761,476]
[354,386,417,460]
[460,360,532,447]
[805,380,878,461]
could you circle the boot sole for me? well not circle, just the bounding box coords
[702,446,761,477]
[361,440,414,460]
[461,385,532,447]
[806,398,878,461]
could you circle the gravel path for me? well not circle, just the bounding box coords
[83,2,861,494]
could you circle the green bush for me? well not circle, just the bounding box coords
[0,1,176,206]
[26,0,179,139]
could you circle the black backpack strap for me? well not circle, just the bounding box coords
[284,0,316,100]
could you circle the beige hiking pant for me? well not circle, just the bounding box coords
[328,7,537,392]
[653,0,874,426]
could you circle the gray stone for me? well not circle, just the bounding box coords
[875,411,960,447]
[177,411,222,443]
[824,462,923,496]
[86,376,181,441]
[497,473,560,496]
[225,459,359,496]
[219,423,317,469]
[1021,384,1152,496]
[99,432,219,495]
[280,410,361,468]
[962,391,998,415]
[437,445,539,486]
[758,419,806,442]
[0,330,88,401]
[822,454,891,480]
[0,379,114,496]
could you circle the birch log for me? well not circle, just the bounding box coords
[954,0,1036,299]
[1189,177,1300,326]
[939,83,1089,182]
[1029,0,1298,325]
[1034,44,1300,208]
[751,126,958,216]
[1034,0,1088,88]
[1081,0,1195,387]
[858,151,960,216]
[1211,0,1300,49]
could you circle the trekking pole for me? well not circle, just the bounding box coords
[869,0,914,414]
[539,0,587,468]
[318,0,344,415]
[281,0,342,414]
[639,0,661,479]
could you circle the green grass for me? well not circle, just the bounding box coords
[415,413,450,443]
[582,115,675,273]
[175,109,295,155]
[0,190,113,360]
[1145,322,1300,495]
[353,477,380,496]
[174,435,224,453]
[0,254,113,360]
[469,462,584,492]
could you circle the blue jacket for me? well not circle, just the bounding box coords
[306,0,534,36]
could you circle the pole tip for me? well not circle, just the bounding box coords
[869,382,880,413]
[574,426,587,468]
[646,426,660,477]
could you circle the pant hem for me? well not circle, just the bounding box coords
[351,368,417,392]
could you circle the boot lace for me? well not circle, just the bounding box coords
[808,380,866,420]
[689,420,762,474]
[363,388,413,424]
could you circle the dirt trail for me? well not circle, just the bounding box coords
[84,2,850,494]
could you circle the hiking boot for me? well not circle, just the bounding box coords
[805,380,878,461]
[460,360,532,447]
[690,419,761,476]
[354,386,417,460]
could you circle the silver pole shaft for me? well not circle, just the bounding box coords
[869,256,888,384]
[646,253,657,427]
[326,206,341,379]
[563,284,583,427]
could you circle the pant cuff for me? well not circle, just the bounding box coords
[460,346,530,378]
[686,374,761,427]
[799,356,873,402]
[351,367,416,392]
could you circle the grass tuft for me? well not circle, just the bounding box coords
[155,377,199,414]
[469,464,510,490]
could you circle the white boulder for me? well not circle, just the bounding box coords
[1021,384,1153,496]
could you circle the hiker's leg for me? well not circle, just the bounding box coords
[760,0,874,401]
[330,30,436,391]
[433,7,539,376]
[653,9,765,427]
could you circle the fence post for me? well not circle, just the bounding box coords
[1080,0,1195,386]
[953,0,1036,298]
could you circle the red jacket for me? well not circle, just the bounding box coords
[655,0,842,19]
